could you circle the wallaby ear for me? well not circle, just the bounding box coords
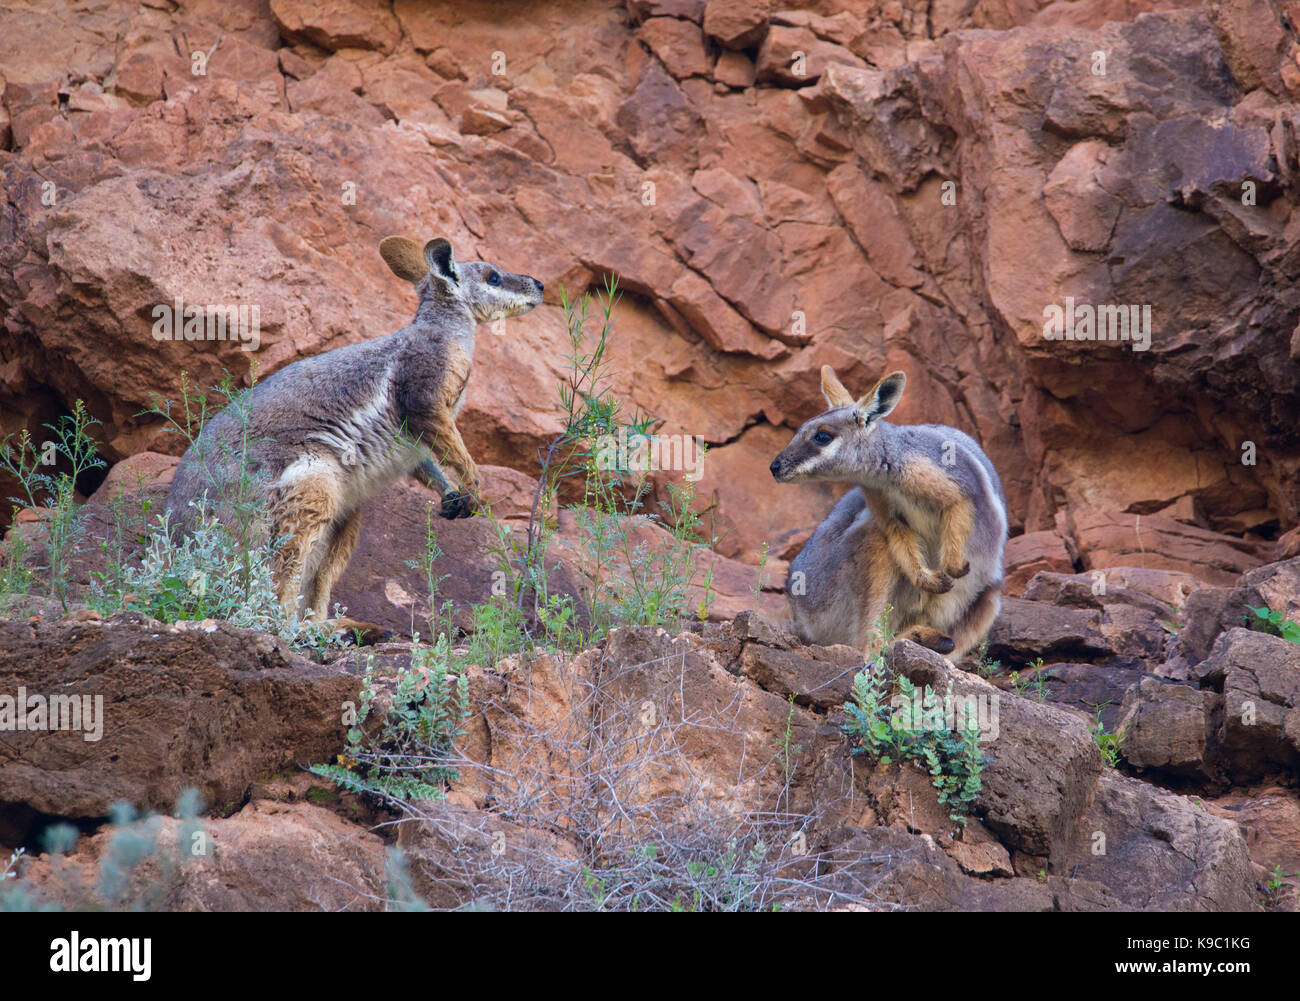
[821,365,855,409]
[855,371,907,426]
[424,238,458,285]
[379,236,429,284]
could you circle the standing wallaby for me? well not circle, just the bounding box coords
[769,365,1006,658]
[164,236,543,629]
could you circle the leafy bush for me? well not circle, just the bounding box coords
[310,644,469,804]
[843,666,987,824]
[0,791,206,912]
[1087,703,1126,769]
[1246,604,1300,644]
[98,502,338,649]
[503,276,717,649]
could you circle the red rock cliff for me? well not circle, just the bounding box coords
[1,0,1297,563]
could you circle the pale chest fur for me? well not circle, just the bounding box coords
[876,484,943,560]
[443,342,473,418]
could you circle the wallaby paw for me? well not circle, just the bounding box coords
[928,634,956,655]
[947,560,971,580]
[438,490,478,520]
[918,571,954,594]
[328,618,393,645]
[897,626,956,655]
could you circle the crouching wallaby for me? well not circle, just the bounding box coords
[164,236,544,635]
[770,365,1006,658]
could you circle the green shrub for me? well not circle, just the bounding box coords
[843,665,987,824]
[505,276,717,649]
[1086,703,1126,768]
[1246,604,1300,644]
[0,791,206,912]
[310,643,469,805]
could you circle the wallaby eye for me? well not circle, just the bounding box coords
[487,271,501,286]
[812,429,834,446]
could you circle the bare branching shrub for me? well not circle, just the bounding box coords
[346,636,917,912]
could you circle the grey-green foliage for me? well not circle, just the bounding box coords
[572,464,712,637]
[0,371,340,650]
[310,643,469,804]
[102,501,338,651]
[0,790,206,912]
[87,475,157,614]
[1,847,24,885]
[123,369,330,638]
[973,638,1002,678]
[512,276,717,649]
[842,667,987,824]
[384,845,430,912]
[0,523,33,615]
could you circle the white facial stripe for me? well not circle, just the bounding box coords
[792,435,841,477]
[471,282,539,322]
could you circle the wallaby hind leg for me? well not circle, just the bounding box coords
[896,624,956,655]
[268,471,342,620]
[300,509,394,644]
[306,509,364,620]
[859,530,897,657]
[946,584,1002,659]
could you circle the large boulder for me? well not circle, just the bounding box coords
[1116,676,1215,777]
[0,616,359,824]
[1195,628,1300,782]
[887,640,1103,862]
[1062,771,1257,911]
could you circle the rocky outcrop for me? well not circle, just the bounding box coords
[15,798,388,912]
[0,616,359,821]
[1067,770,1256,911]
[4,598,1269,911]
[1196,627,1300,782]
[59,450,788,633]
